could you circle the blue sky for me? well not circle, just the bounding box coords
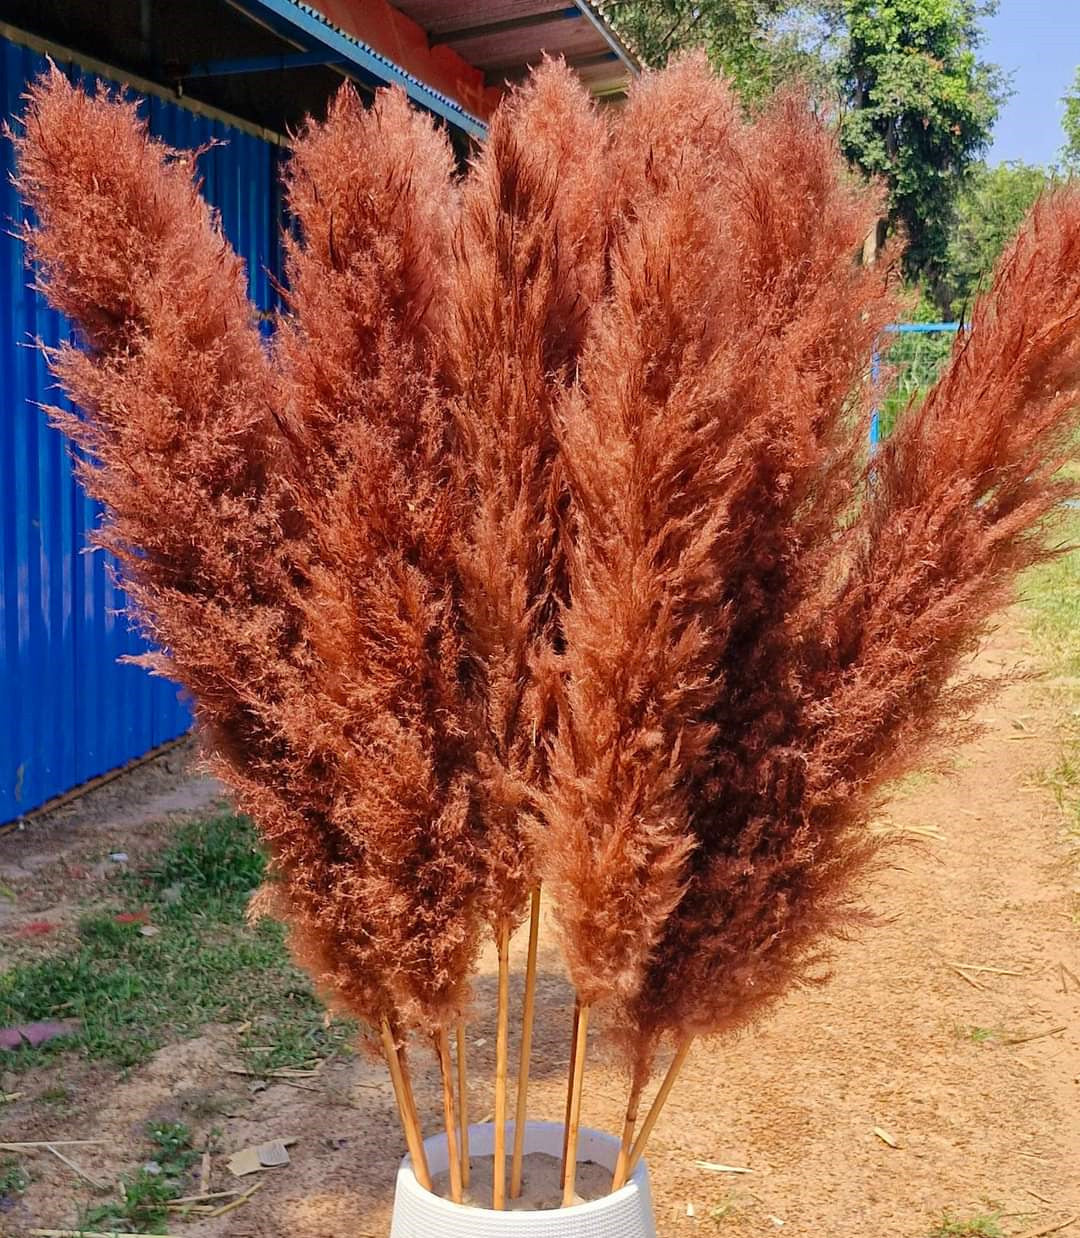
[982,0,1080,165]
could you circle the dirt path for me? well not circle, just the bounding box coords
[2,617,1078,1237]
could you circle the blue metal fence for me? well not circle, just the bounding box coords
[870,321,962,447]
[0,32,284,821]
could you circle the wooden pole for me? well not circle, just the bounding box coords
[493,919,511,1209]
[435,1027,464,1204]
[561,1002,591,1207]
[379,1018,432,1192]
[626,1037,693,1175]
[397,1039,429,1188]
[456,1020,470,1190]
[609,1075,643,1192]
[510,887,542,1199]
[559,997,582,1189]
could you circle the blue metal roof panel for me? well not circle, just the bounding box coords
[230,0,488,136]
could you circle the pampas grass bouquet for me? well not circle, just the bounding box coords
[12,50,1080,1212]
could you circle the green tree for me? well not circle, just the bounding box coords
[603,0,836,103]
[605,1,1008,313]
[604,1,782,71]
[1061,65,1080,170]
[838,0,1005,311]
[944,160,1048,308]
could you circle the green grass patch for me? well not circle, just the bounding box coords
[1021,508,1080,678]
[884,769,940,798]
[954,1024,1001,1045]
[80,1121,198,1234]
[877,328,956,439]
[0,1156,28,1199]
[927,1213,1003,1238]
[0,813,355,1073]
[1022,509,1080,897]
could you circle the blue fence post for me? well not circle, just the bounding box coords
[870,346,881,451]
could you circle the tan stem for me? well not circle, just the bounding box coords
[435,1027,463,1204]
[626,1037,693,1175]
[559,997,582,1190]
[380,1018,431,1192]
[492,919,512,1209]
[456,1020,469,1190]
[510,887,541,1199]
[397,1038,429,1188]
[610,1075,644,1192]
[561,1002,591,1207]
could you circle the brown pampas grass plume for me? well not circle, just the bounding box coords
[544,59,1080,1185]
[622,153,1080,1081]
[13,66,487,1043]
[544,56,895,1048]
[273,84,485,1040]
[443,58,609,1204]
[446,59,610,941]
[9,72,484,1190]
[13,50,1080,1212]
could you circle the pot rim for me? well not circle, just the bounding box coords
[397,1119,649,1217]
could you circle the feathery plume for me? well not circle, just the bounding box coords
[11,70,486,1044]
[274,83,484,1035]
[614,120,1080,1079]
[9,67,411,1037]
[17,56,1080,1199]
[446,59,610,937]
[544,62,895,1039]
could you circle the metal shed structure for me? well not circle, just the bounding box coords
[0,3,638,822]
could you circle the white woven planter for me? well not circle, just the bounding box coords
[389,1120,657,1238]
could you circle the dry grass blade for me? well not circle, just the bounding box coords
[1059,962,1080,993]
[0,1141,106,1149]
[1005,1026,1068,1046]
[44,1144,107,1189]
[169,1189,242,1206]
[223,1067,321,1079]
[1011,1218,1077,1238]
[30,1232,181,1238]
[945,963,988,990]
[948,962,1023,976]
[206,1180,265,1218]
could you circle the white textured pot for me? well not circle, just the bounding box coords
[389,1120,657,1238]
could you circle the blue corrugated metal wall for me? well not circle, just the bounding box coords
[0,33,284,821]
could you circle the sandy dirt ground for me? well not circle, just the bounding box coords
[1,616,1078,1238]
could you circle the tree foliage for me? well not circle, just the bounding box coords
[1061,65,1080,171]
[606,1,1005,308]
[838,0,1004,300]
[944,160,1048,308]
[600,0,835,102]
